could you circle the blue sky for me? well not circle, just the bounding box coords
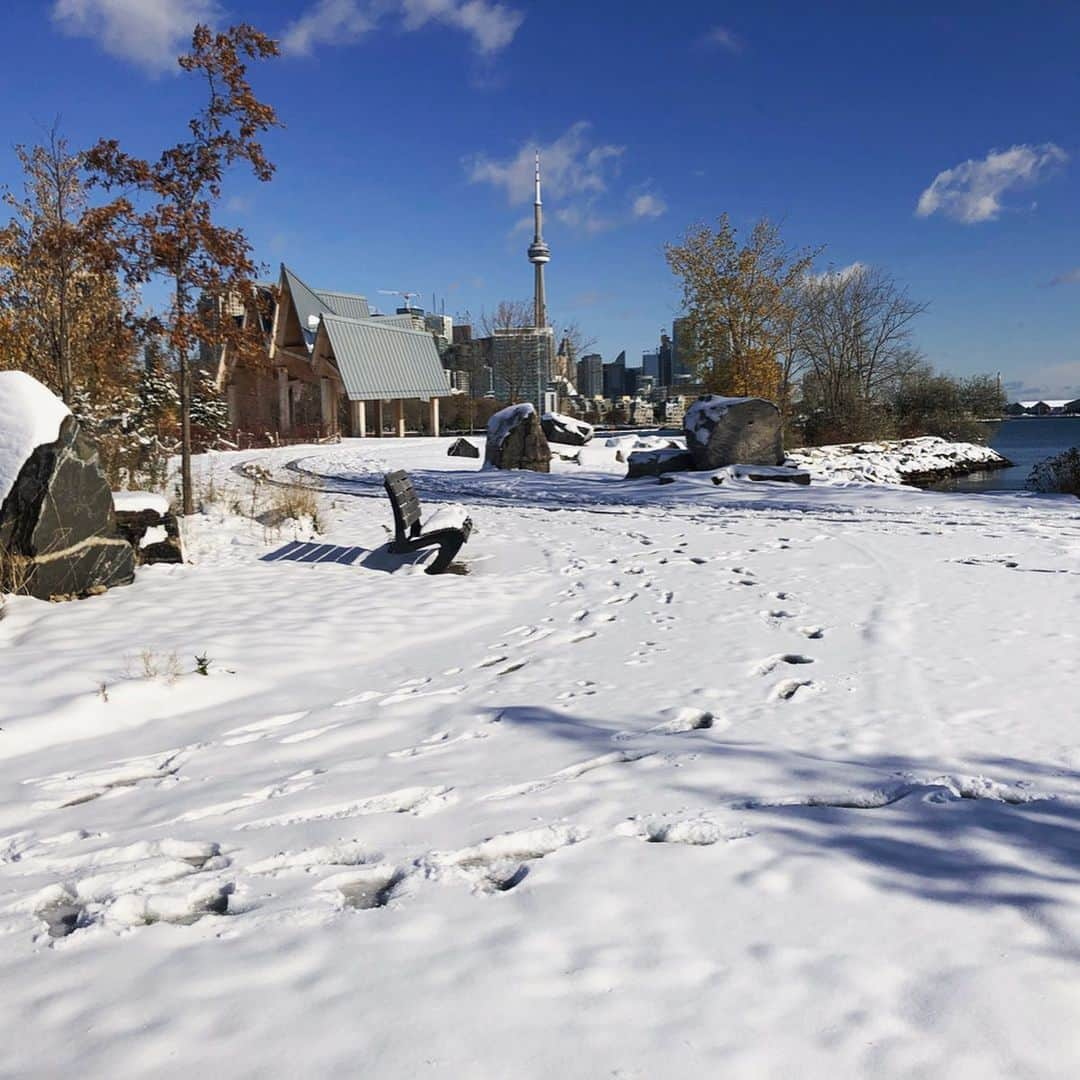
[2,2,1078,397]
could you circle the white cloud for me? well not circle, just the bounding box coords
[465,121,626,205]
[401,0,524,54]
[281,0,376,55]
[283,0,523,57]
[1001,361,1080,400]
[632,193,667,219]
[807,261,866,285]
[702,25,742,53]
[916,143,1068,224]
[51,0,220,75]
[1050,268,1080,286]
[554,205,614,234]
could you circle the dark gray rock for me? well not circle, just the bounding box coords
[484,404,551,473]
[1,415,135,600]
[684,396,784,469]
[541,412,593,446]
[712,466,810,486]
[447,437,480,459]
[625,448,695,479]
[114,504,185,565]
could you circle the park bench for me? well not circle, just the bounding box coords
[383,470,472,574]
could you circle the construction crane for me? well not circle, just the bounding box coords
[377,289,421,312]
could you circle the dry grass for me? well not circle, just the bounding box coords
[127,649,182,685]
[0,548,31,615]
[266,480,321,524]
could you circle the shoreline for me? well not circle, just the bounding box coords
[785,436,1011,487]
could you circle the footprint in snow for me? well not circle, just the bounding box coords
[616,816,751,846]
[317,866,409,910]
[428,824,588,894]
[755,654,815,676]
[771,678,815,701]
[484,751,651,801]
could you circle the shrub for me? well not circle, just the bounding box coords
[1027,448,1080,496]
[264,479,322,530]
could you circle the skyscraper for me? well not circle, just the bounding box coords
[672,316,695,379]
[603,351,627,399]
[528,151,550,330]
[577,354,603,398]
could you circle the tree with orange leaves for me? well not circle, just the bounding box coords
[665,215,819,412]
[87,23,281,514]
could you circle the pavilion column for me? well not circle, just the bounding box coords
[277,368,291,435]
[373,399,384,437]
[429,396,440,437]
[395,399,406,438]
[320,377,337,437]
[350,399,367,438]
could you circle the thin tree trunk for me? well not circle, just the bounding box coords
[176,272,194,515]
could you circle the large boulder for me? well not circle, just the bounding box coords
[0,372,135,600]
[447,437,480,459]
[541,412,593,446]
[684,395,783,470]
[625,448,695,479]
[484,403,551,473]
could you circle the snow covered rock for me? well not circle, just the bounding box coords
[625,448,695,479]
[0,372,135,600]
[113,493,184,566]
[484,403,551,473]
[447,437,480,459]
[785,437,1008,486]
[684,395,784,470]
[541,412,593,446]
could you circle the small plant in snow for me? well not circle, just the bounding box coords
[136,649,182,681]
[194,654,211,676]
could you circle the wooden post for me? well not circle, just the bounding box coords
[395,398,406,438]
[350,399,367,438]
[374,399,384,437]
[429,396,441,438]
[320,377,337,437]
[277,368,290,434]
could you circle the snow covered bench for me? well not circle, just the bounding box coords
[383,470,472,575]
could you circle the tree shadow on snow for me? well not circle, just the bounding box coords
[490,704,1080,944]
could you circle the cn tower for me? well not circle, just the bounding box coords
[527,150,550,328]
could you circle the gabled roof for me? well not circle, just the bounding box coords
[315,290,371,320]
[280,265,330,348]
[316,314,452,401]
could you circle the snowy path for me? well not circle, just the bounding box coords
[1,437,1078,1078]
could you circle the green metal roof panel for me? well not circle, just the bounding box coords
[316,290,371,320]
[322,314,452,401]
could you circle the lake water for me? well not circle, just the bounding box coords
[929,417,1080,492]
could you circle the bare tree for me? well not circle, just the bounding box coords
[480,298,537,403]
[478,299,533,336]
[797,264,927,441]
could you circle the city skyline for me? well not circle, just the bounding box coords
[2,4,1078,397]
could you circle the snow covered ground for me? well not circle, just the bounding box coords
[1,434,1079,1078]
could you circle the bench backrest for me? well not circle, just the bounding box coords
[384,470,422,540]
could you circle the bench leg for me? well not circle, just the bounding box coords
[425,533,466,574]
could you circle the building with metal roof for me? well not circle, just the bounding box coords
[315,290,371,321]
